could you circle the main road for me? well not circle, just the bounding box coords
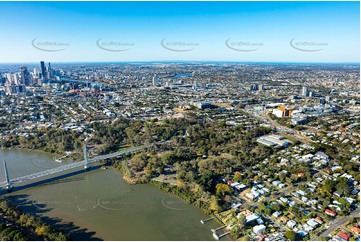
[243,107,312,144]
[316,207,360,240]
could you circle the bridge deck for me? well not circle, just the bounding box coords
[0,144,150,188]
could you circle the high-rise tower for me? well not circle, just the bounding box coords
[20,66,31,85]
[40,61,47,80]
[301,86,309,97]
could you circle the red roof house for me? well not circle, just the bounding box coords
[338,232,350,241]
[325,168,332,174]
[325,209,337,217]
[315,217,324,225]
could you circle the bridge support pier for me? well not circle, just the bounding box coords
[84,144,90,171]
[3,160,12,192]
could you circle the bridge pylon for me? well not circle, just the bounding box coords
[83,144,90,171]
[3,160,12,192]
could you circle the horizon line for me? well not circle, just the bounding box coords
[0,60,359,65]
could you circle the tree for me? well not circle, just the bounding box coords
[215,183,233,197]
[279,172,287,183]
[13,232,27,241]
[238,214,245,228]
[322,198,331,208]
[285,230,299,241]
[35,225,49,236]
[324,179,335,193]
[270,203,282,212]
[336,177,350,194]
[230,226,240,239]
[224,195,233,203]
[243,178,251,187]
[198,171,215,191]
[1,228,14,240]
[185,171,195,182]
[73,140,82,150]
[160,152,174,165]
[259,202,267,211]
[209,196,220,212]
[240,235,250,241]
[129,154,146,171]
[233,172,242,182]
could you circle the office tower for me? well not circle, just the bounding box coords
[16,85,26,94]
[152,76,159,86]
[12,73,19,85]
[250,84,258,91]
[309,91,314,97]
[258,84,264,91]
[40,61,47,80]
[33,68,38,77]
[47,62,52,79]
[301,86,309,96]
[5,80,12,94]
[20,66,31,85]
[5,74,11,82]
[0,73,4,85]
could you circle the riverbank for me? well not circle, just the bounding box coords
[111,160,218,214]
[149,180,234,240]
[1,146,84,163]
[0,198,69,241]
[112,161,234,240]
[1,146,58,157]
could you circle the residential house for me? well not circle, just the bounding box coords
[246,213,260,224]
[272,211,282,218]
[315,217,323,225]
[351,225,360,234]
[287,220,297,228]
[338,232,351,241]
[325,209,337,217]
[306,219,319,228]
[278,216,289,224]
[253,225,266,234]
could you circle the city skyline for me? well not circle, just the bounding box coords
[0,1,359,63]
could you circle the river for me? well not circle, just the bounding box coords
[0,149,229,241]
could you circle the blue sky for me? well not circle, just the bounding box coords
[0,1,359,63]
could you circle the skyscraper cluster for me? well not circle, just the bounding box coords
[40,61,53,80]
[3,61,53,95]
